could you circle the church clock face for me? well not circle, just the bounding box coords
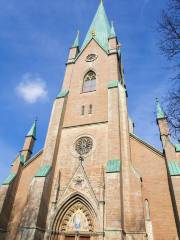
[75,137,93,155]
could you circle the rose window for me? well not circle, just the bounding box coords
[75,137,93,155]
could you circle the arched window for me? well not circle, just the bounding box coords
[88,104,92,114]
[145,199,150,221]
[81,105,85,115]
[83,71,96,93]
[144,199,154,240]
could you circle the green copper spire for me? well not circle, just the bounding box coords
[81,1,111,52]
[26,120,37,139]
[109,21,116,38]
[156,99,165,119]
[72,31,80,48]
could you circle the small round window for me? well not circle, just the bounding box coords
[86,54,98,62]
[75,137,93,155]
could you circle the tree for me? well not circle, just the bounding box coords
[165,83,180,140]
[159,0,180,59]
[158,0,180,140]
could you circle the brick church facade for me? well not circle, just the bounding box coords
[0,2,180,240]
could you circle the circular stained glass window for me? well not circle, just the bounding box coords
[75,137,93,155]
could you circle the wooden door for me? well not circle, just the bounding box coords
[65,237,75,240]
[79,237,90,240]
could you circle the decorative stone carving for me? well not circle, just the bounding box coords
[75,137,93,156]
[86,54,98,62]
[60,163,99,209]
[73,175,84,188]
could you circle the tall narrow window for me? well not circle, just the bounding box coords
[88,104,92,114]
[82,71,96,93]
[81,105,85,115]
[144,199,154,240]
[145,199,150,221]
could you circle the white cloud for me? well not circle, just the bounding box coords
[16,73,48,103]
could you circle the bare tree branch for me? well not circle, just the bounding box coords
[158,0,180,140]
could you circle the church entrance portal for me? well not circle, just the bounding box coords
[64,236,90,240]
[50,196,96,240]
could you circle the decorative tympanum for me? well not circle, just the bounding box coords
[60,202,94,232]
[75,137,93,155]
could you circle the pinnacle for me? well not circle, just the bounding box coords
[72,30,80,48]
[156,99,165,119]
[26,120,37,139]
[110,21,116,38]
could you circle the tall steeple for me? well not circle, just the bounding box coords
[81,0,111,52]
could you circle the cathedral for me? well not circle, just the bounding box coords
[0,1,180,240]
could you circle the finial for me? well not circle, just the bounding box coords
[35,116,38,123]
[91,29,96,37]
[79,155,84,163]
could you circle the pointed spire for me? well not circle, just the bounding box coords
[72,30,80,48]
[110,21,116,38]
[26,120,37,139]
[156,99,165,119]
[81,1,111,52]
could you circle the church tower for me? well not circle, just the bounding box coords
[0,1,180,240]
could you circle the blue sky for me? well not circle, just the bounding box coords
[0,0,172,184]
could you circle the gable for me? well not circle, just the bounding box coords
[75,38,109,64]
[130,133,163,156]
[60,163,98,207]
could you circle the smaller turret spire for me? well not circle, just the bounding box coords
[72,31,80,48]
[21,119,37,162]
[156,99,165,119]
[110,21,116,38]
[26,119,37,139]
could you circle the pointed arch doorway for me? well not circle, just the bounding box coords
[65,236,90,240]
[50,195,96,240]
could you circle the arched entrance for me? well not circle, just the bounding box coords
[50,194,96,240]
